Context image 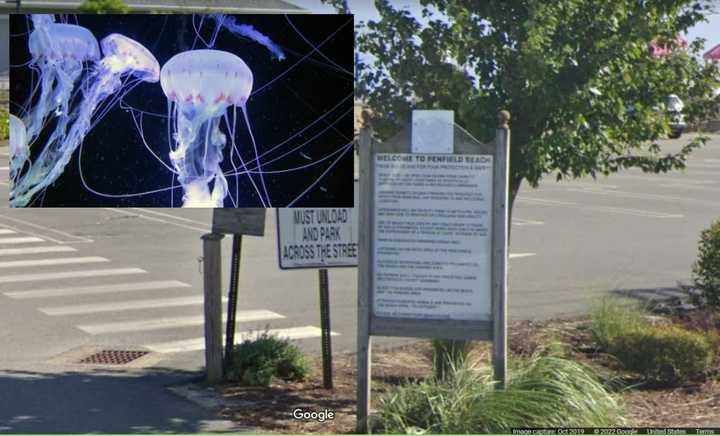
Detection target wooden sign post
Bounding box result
[356,112,510,432]
[202,208,266,384]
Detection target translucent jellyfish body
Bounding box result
[9,114,28,183]
[11,34,160,207]
[160,49,269,207]
[23,22,100,146]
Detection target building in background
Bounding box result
[0,0,306,13]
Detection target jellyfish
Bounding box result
[160,49,270,207]
[9,114,28,183]
[10,34,160,207]
[22,22,100,147]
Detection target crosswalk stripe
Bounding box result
[40,296,225,316]
[0,229,16,235]
[0,268,146,284]
[0,237,45,245]
[0,246,77,256]
[77,310,285,334]
[509,253,536,259]
[3,280,190,300]
[0,256,108,269]
[145,326,339,353]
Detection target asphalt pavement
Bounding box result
[0,134,719,432]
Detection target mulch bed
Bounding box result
[216,312,720,433]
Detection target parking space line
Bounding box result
[519,197,683,218]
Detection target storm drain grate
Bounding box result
[77,350,149,365]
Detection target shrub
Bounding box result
[224,331,310,386]
[610,325,717,383]
[0,110,8,141]
[79,0,130,13]
[693,219,720,309]
[431,339,472,381]
[375,345,623,433]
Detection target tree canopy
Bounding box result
[330,0,720,204]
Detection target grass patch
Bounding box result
[374,344,624,433]
[224,331,310,387]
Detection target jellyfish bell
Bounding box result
[9,114,29,181]
[160,49,269,207]
[99,33,160,83]
[23,23,100,147]
[161,49,252,113]
[29,23,100,65]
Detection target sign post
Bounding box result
[276,192,358,389]
[202,208,266,384]
[356,111,510,432]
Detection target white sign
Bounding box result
[276,183,359,269]
[372,153,493,320]
[411,110,454,154]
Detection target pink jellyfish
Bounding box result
[160,49,269,207]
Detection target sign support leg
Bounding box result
[202,232,224,384]
[224,234,243,370]
[318,268,333,389]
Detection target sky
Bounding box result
[290,0,720,56]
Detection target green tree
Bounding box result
[331,0,720,216]
[79,0,129,13]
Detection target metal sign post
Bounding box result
[356,112,510,432]
[275,188,358,389]
[223,234,243,370]
[318,268,333,389]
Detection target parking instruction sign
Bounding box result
[276,184,359,269]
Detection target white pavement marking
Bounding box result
[145,326,339,353]
[509,253,536,259]
[0,237,45,244]
[565,187,720,206]
[4,280,190,300]
[105,208,208,233]
[512,218,544,226]
[40,296,226,316]
[0,268,145,284]
[0,215,94,243]
[77,310,286,334]
[519,197,683,218]
[0,246,77,257]
[0,167,8,171]
[0,229,16,234]
[131,208,209,226]
[0,256,108,269]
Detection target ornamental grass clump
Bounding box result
[375,344,623,433]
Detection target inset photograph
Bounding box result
[9,14,353,207]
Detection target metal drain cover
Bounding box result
[77,350,150,365]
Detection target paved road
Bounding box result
[0,134,718,431]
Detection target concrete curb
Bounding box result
[167,382,261,433]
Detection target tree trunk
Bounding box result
[507,176,523,246]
